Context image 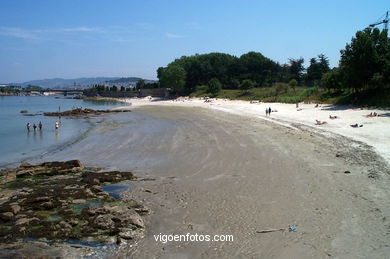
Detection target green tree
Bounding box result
[288,79,297,93]
[306,54,331,86]
[288,58,305,81]
[240,79,254,90]
[322,68,343,92]
[136,79,145,90]
[25,85,43,91]
[159,65,187,93]
[208,78,222,96]
[339,27,390,91]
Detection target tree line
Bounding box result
[86,80,159,92]
[158,27,389,96]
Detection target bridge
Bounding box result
[24,89,84,96]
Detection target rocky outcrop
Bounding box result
[0,160,148,247]
[43,108,131,117]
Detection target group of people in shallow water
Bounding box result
[26,121,60,132]
[26,121,43,132]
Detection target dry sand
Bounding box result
[107,105,389,258]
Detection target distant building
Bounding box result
[0,84,21,89]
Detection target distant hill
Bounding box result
[12,77,120,89]
[105,77,142,83]
[10,77,156,89]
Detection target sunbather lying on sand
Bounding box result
[315,120,328,125]
[365,112,378,117]
[329,115,338,119]
[350,123,363,128]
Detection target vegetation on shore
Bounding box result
[158,27,390,106]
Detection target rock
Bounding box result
[41,201,55,209]
[9,204,21,214]
[20,162,32,168]
[0,212,14,221]
[72,199,86,204]
[91,185,103,192]
[89,206,144,230]
[59,221,72,229]
[344,171,351,174]
[32,197,50,203]
[134,207,150,215]
[92,215,115,230]
[15,217,39,226]
[83,189,95,198]
[40,160,82,169]
[118,228,136,239]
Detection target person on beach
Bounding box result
[26,122,31,132]
[55,121,59,130]
[39,121,43,130]
[268,107,272,116]
[265,108,269,116]
[33,123,37,131]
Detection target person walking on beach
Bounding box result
[26,122,31,132]
[33,123,37,131]
[265,108,269,116]
[55,121,59,130]
[39,121,43,131]
[268,107,272,116]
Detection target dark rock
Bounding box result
[41,201,55,209]
[15,217,39,226]
[44,108,131,117]
[344,171,351,174]
[0,212,14,221]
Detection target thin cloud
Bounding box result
[165,32,186,38]
[0,27,39,40]
[60,27,100,32]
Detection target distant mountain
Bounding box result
[10,77,155,90]
[10,77,120,89]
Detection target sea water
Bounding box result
[0,95,124,167]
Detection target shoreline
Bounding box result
[116,97,390,165]
[2,103,389,257]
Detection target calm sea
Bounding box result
[0,95,124,167]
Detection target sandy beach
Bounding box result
[36,102,390,258]
[118,97,390,164]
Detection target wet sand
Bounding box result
[39,106,390,258]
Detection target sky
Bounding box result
[0,0,389,83]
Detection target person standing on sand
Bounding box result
[39,121,43,131]
[268,107,272,116]
[26,122,31,132]
[265,108,269,116]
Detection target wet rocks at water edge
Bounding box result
[43,108,131,117]
[0,160,148,256]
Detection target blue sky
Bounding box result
[0,0,388,83]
